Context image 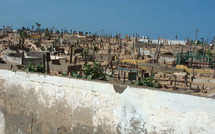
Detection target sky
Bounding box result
[0,0,215,41]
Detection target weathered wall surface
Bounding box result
[0,109,5,134]
[0,69,215,134]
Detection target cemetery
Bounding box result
[0,0,214,133]
[1,25,215,98]
[0,25,215,133]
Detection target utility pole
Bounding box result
[202,38,205,70]
[195,29,200,46]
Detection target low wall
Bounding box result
[0,69,215,133]
[3,54,22,64]
[23,58,43,65]
[0,109,5,134]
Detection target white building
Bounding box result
[139,37,187,45]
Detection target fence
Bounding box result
[176,51,215,68]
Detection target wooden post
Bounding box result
[21,51,24,65]
[110,61,114,74]
[185,75,187,87]
[203,51,205,70]
[46,53,50,74]
[119,35,122,53]
[147,39,149,49]
[43,54,46,73]
[108,46,111,55]
[136,71,138,81]
[121,61,123,74]
[70,45,73,63]
[99,42,101,49]
[118,66,120,80]
[151,66,154,76]
[174,75,177,90]
[93,47,95,62]
[190,81,192,89]
[149,40,151,50]
[170,80,172,86]
[214,65,215,78]
[156,43,162,62]
[116,60,119,70]
[199,57,201,69]
[135,59,137,69]
[117,59,120,80]
[141,69,144,81]
[154,40,159,63]
[124,72,126,83]
[74,56,77,65]
[192,66,195,81]
[85,48,89,65]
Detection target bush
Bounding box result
[24,63,44,73]
[134,76,161,88]
[61,72,67,76]
[83,62,106,80]
[71,70,81,78]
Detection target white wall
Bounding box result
[0,110,5,134]
[0,69,215,133]
[139,38,187,45]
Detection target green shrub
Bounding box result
[134,76,161,88]
[24,63,44,73]
[83,62,106,80]
[71,71,81,78]
[61,72,67,76]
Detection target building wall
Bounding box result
[23,58,43,65]
[0,69,215,133]
[49,63,68,73]
[139,39,187,45]
[27,52,47,58]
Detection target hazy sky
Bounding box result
[0,0,214,41]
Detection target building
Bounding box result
[139,37,187,45]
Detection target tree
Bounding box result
[32,26,34,32]
[36,22,42,41]
[18,27,27,49]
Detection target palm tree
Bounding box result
[36,22,41,31]
[18,27,27,49]
[36,22,42,41]
[32,26,34,32]
[3,25,5,35]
